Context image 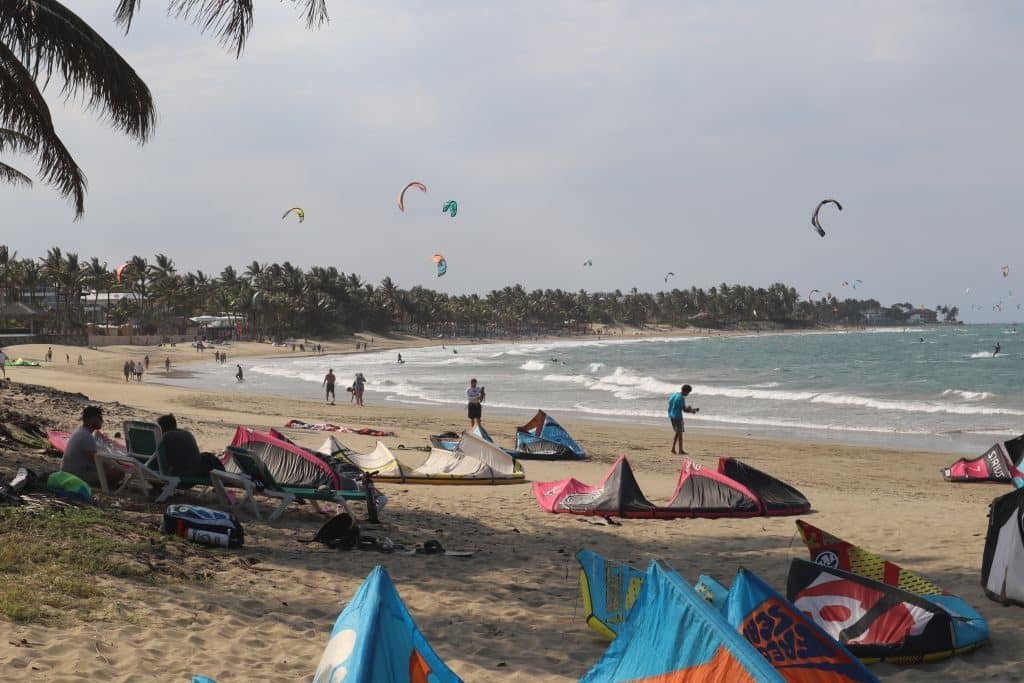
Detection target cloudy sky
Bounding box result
[5,2,1024,320]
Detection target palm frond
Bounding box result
[0,1,155,141]
[115,0,328,57]
[0,160,33,187]
[0,41,87,217]
[0,127,38,154]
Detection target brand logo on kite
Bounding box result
[814,551,839,568]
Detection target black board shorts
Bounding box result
[670,417,684,433]
[468,402,482,419]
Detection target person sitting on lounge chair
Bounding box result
[61,406,125,487]
[156,414,224,478]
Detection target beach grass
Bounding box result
[0,504,205,623]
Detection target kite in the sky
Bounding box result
[442,200,458,218]
[811,199,842,237]
[115,262,131,284]
[398,182,427,211]
[1002,265,1010,278]
[282,207,304,223]
[664,272,675,283]
[807,289,820,303]
[432,254,447,277]
[583,259,593,267]
[252,291,263,306]
[852,279,863,289]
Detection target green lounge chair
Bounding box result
[225,446,376,522]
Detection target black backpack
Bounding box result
[310,512,360,550]
[161,504,244,548]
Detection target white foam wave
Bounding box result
[520,360,545,371]
[748,382,781,388]
[439,356,488,365]
[807,393,1024,417]
[570,404,932,436]
[941,389,994,401]
[587,362,605,373]
[969,351,1004,359]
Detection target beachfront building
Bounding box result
[907,309,939,324]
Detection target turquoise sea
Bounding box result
[151,325,1022,455]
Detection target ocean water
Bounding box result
[151,325,1023,455]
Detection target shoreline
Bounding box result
[0,323,984,458]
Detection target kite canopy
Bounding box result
[1003,265,1010,278]
[333,432,524,485]
[796,520,946,596]
[397,181,427,211]
[432,253,447,278]
[576,550,879,681]
[794,521,989,663]
[664,271,675,283]
[941,435,1024,483]
[535,456,809,518]
[225,426,344,490]
[313,566,462,683]
[581,562,783,682]
[115,262,131,284]
[535,456,655,516]
[982,486,1024,606]
[442,200,458,217]
[787,559,988,664]
[282,207,304,222]
[582,259,593,267]
[811,198,842,237]
[513,410,586,460]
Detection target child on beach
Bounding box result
[668,384,699,455]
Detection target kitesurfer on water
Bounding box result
[994,342,1001,358]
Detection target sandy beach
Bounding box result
[1,339,1021,682]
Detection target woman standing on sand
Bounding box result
[353,372,366,406]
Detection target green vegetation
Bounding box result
[0,505,203,623]
[0,248,960,338]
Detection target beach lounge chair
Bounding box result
[92,431,181,504]
[224,446,373,522]
[123,420,163,466]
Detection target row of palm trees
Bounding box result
[1,247,946,338]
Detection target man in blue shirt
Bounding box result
[668,384,698,455]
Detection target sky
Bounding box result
[4,2,1024,321]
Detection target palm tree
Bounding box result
[1,1,327,217]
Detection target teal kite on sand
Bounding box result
[442,200,458,218]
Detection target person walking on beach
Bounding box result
[123,360,131,382]
[466,378,484,429]
[165,357,171,373]
[668,384,699,455]
[0,348,7,379]
[46,347,52,362]
[144,355,150,370]
[236,364,244,382]
[324,368,337,405]
[135,360,144,382]
[353,372,366,406]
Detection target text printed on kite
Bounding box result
[811,198,842,237]
[282,207,305,223]
[397,182,427,212]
